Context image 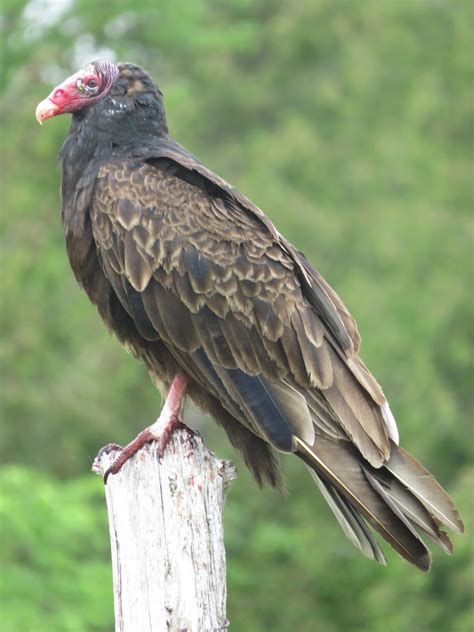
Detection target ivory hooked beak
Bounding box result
[35,98,60,125]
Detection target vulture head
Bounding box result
[36,60,119,122]
[36,60,168,133]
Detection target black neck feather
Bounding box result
[59,86,169,222]
[59,82,169,234]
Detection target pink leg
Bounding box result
[103,373,190,483]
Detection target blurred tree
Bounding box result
[1,1,472,630]
[0,466,112,632]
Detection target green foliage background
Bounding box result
[1,1,472,630]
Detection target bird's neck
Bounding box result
[59,103,168,231]
[61,107,166,179]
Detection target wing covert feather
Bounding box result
[91,158,391,460]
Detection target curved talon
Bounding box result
[103,452,128,484]
[103,466,114,485]
[99,443,125,484]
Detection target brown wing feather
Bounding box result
[142,148,392,427]
[146,148,359,355]
[91,159,391,462]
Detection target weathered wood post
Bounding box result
[92,429,236,632]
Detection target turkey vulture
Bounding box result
[36,60,463,570]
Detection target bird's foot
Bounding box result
[103,416,196,483]
[103,373,190,483]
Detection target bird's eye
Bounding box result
[87,79,97,88]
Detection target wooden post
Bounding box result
[92,429,236,632]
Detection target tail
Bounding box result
[296,436,464,571]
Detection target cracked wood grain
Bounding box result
[93,430,236,632]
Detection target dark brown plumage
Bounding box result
[36,60,464,570]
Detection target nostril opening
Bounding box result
[54,88,65,98]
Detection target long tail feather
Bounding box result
[384,443,464,534]
[306,466,386,564]
[368,468,454,554]
[296,436,432,570]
